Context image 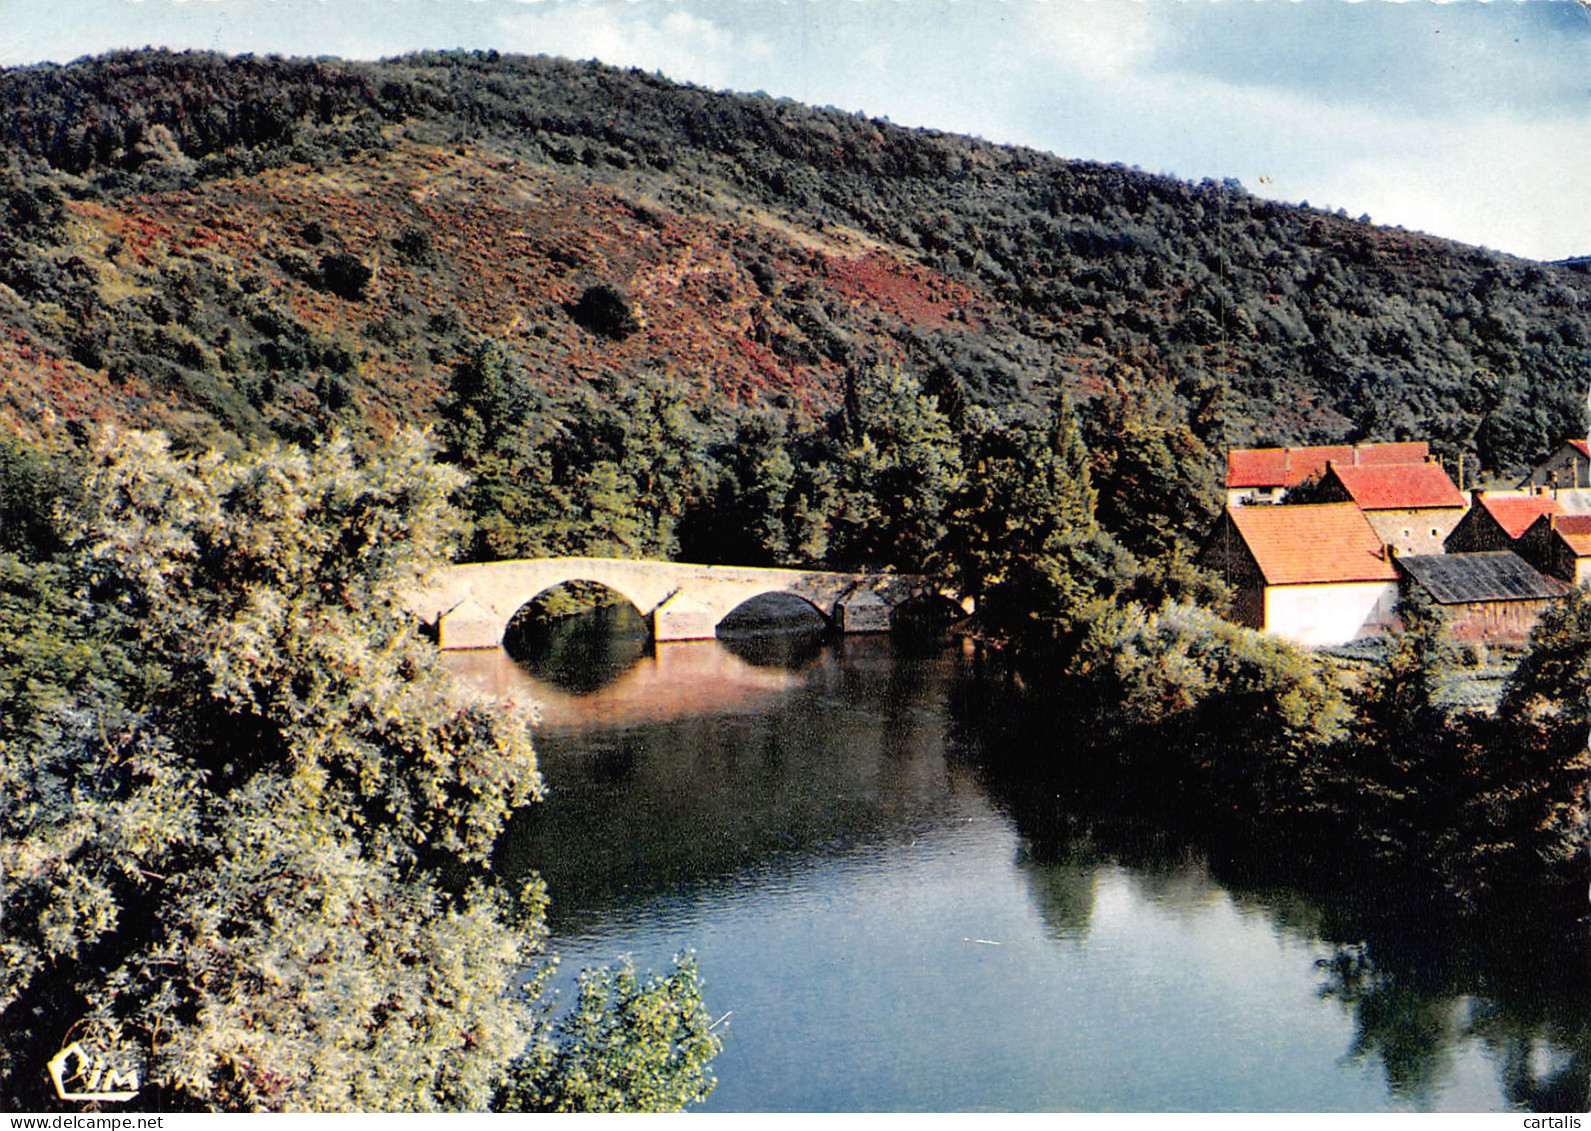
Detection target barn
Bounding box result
[1395,552,1569,642]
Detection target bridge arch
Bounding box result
[717,590,833,634]
[502,579,650,652]
[506,577,652,626]
[402,556,950,648]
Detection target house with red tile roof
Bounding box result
[1224,441,1428,506]
[1200,503,1399,646]
[1517,512,1591,587]
[1316,459,1468,555]
[1520,439,1591,491]
[1445,490,1561,554]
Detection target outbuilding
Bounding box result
[1444,489,1560,554]
[1395,551,1569,642]
[1520,439,1590,491]
[1517,513,1591,587]
[1224,441,1428,507]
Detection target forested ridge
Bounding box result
[1,48,1588,477]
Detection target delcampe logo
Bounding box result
[47,1041,140,1103]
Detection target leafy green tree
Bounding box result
[1081,363,1221,564]
[827,365,963,570]
[439,340,531,464]
[503,954,721,1113]
[1065,602,1352,819]
[940,397,1128,639]
[1324,590,1464,874]
[0,432,77,558]
[0,429,720,1111]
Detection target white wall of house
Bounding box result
[1226,486,1284,507]
[1264,581,1399,647]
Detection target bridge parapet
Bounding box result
[400,556,950,648]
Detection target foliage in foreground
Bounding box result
[0,430,720,1111]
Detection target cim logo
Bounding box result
[47,1041,140,1103]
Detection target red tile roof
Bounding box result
[1225,442,1429,489]
[1477,493,1561,539]
[1571,440,1590,460]
[1226,504,1399,586]
[1550,514,1591,556]
[1327,461,1466,510]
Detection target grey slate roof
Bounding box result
[1396,551,1570,604]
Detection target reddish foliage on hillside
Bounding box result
[4,139,1019,443]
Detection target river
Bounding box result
[446,612,1588,1113]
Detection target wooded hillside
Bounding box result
[1,48,1586,484]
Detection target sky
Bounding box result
[2,0,1589,262]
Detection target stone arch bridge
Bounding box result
[401,556,956,649]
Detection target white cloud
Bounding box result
[494,3,770,87]
[1015,0,1156,79]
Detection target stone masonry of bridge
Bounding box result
[401,556,948,648]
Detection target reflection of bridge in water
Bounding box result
[403,556,956,648]
[445,638,814,730]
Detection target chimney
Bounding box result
[1354,446,1361,467]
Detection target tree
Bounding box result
[940,397,1129,640]
[1456,586,1591,910]
[0,429,720,1111]
[827,365,963,570]
[1324,589,1464,875]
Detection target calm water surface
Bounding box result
[448,616,1588,1113]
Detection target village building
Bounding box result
[1395,552,1569,643]
[1315,459,1468,555]
[1517,512,1591,587]
[1200,503,1400,647]
[1444,489,1560,554]
[1537,486,1591,516]
[1519,439,1591,491]
[1224,441,1428,506]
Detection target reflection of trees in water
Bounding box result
[1316,945,1464,1106]
[948,664,1591,1115]
[1469,998,1591,1112]
[1316,944,1590,1112]
[499,639,967,933]
[1015,817,1098,942]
